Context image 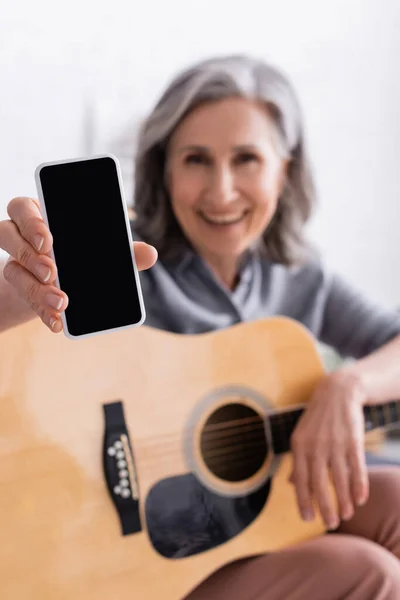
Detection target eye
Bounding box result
[234,152,259,165]
[184,153,209,165]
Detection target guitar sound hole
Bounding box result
[200,403,268,482]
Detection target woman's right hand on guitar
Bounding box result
[0,196,158,333]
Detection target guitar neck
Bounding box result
[270,400,400,455]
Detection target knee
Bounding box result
[359,540,400,599]
[322,535,400,599]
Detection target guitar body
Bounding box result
[0,316,329,599]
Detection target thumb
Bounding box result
[133,241,158,271]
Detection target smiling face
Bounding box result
[166,96,288,274]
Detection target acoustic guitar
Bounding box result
[0,316,397,599]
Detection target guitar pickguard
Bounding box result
[145,474,271,559]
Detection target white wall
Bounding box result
[2,0,400,308]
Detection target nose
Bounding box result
[206,164,238,207]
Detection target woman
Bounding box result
[1,54,400,598]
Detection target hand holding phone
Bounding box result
[0,155,157,337]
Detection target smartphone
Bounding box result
[34,154,146,340]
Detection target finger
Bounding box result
[348,437,369,506]
[133,241,158,271]
[292,449,314,521]
[330,453,354,521]
[312,456,339,530]
[3,259,68,332]
[288,469,294,484]
[0,220,57,283]
[7,197,53,254]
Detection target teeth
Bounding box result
[201,212,245,225]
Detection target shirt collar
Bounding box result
[168,246,197,273]
[169,245,256,282]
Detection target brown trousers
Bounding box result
[186,467,400,600]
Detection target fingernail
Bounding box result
[36,264,51,282]
[327,518,339,530]
[342,507,354,521]
[46,293,63,310]
[50,317,61,332]
[34,234,44,252]
[357,488,368,506]
[302,510,314,522]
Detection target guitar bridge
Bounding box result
[102,400,142,535]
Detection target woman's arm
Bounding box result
[291,266,400,529]
[318,267,400,404]
[340,334,400,405]
[320,270,400,361]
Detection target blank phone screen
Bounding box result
[38,156,144,337]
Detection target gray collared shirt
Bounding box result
[137,235,400,359]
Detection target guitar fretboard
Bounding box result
[270,400,400,455]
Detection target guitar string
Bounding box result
[134,419,381,463]
[135,423,273,460]
[200,452,267,473]
[102,403,395,470]
[132,400,394,446]
[200,438,267,460]
[133,407,387,453]
[135,435,380,471]
[136,417,297,448]
[129,410,388,467]
[133,419,280,466]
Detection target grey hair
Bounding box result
[133,54,317,265]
